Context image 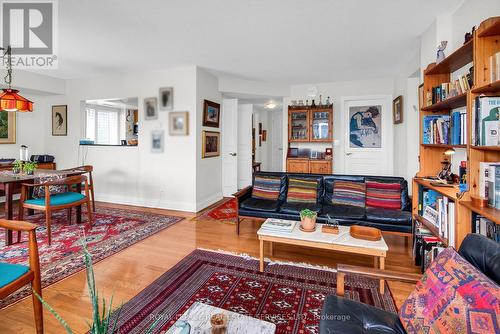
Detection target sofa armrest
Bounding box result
[336,264,421,296]
[233,186,252,199]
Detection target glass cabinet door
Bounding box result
[290,111,309,141]
[311,110,331,141]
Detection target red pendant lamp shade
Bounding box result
[0,88,33,112]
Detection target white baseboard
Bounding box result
[196,192,223,212]
[95,194,197,212]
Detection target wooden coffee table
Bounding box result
[257,219,389,292]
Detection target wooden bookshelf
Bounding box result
[414,16,500,248]
[421,93,467,111]
[414,214,449,246]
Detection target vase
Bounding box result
[300,215,317,231]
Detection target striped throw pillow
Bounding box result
[252,176,281,200]
[332,180,366,207]
[366,181,401,210]
[287,177,318,204]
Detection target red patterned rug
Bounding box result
[195,198,237,223]
[0,206,183,308]
[110,249,397,334]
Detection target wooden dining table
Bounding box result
[0,169,85,246]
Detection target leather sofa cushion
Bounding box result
[320,295,406,334]
[365,208,412,225]
[280,202,322,215]
[322,204,365,220]
[458,233,500,284]
[240,198,279,212]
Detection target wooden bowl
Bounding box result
[349,225,382,241]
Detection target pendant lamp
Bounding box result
[0,46,33,112]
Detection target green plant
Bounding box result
[35,240,159,333]
[12,160,23,172]
[300,209,317,219]
[22,161,37,174]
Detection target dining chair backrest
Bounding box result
[64,165,93,173]
[47,174,88,187]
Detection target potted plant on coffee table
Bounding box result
[299,209,317,232]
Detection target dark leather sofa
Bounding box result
[234,172,412,235]
[319,233,500,334]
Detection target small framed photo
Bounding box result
[151,130,164,153]
[202,100,220,128]
[202,131,220,158]
[310,151,318,159]
[144,97,158,120]
[159,87,174,111]
[169,111,188,135]
[52,105,67,136]
[262,130,267,141]
[393,95,403,124]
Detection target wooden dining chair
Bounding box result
[62,165,96,212]
[0,219,43,333]
[19,175,93,245]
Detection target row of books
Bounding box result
[474,215,499,243]
[422,115,450,144]
[419,188,456,247]
[472,96,500,146]
[425,72,473,106]
[479,162,500,209]
[451,107,467,145]
[413,225,446,272]
[490,51,500,82]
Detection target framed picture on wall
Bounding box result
[393,95,403,124]
[202,100,220,128]
[202,131,220,158]
[159,87,174,111]
[52,105,67,136]
[0,110,16,143]
[151,130,164,153]
[348,105,382,148]
[144,97,158,120]
[169,111,189,135]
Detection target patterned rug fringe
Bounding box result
[196,247,337,272]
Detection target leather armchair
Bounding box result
[319,234,500,334]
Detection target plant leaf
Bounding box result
[34,291,75,334]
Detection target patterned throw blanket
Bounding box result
[32,172,67,198]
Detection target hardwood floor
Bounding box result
[0,201,419,333]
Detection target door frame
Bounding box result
[340,95,393,175]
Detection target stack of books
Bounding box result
[479,162,500,209]
[451,107,467,145]
[423,115,451,144]
[419,189,456,247]
[260,219,297,233]
[474,215,499,243]
[490,51,500,82]
[472,96,500,146]
[426,71,473,106]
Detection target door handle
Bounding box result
[229,153,237,156]
[345,153,352,156]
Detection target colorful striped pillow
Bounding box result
[286,177,318,204]
[332,180,366,207]
[366,181,401,210]
[252,175,281,200]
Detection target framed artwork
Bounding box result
[169,111,188,135]
[144,97,158,120]
[0,110,16,143]
[262,130,267,141]
[52,105,67,136]
[202,131,220,158]
[202,100,220,128]
[159,87,174,111]
[259,122,262,135]
[418,83,424,110]
[393,95,403,124]
[151,130,164,153]
[349,105,382,148]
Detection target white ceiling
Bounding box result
[34,0,463,83]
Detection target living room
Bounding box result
[1,1,499,333]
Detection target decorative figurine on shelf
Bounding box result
[464,26,475,44]
[326,96,331,105]
[305,99,309,107]
[318,95,323,107]
[436,41,448,64]
[311,99,316,108]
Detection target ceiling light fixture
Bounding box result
[0,46,33,112]
[266,102,276,109]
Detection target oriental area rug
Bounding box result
[109,249,397,334]
[0,206,183,308]
[195,198,237,224]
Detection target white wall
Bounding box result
[289,78,395,174]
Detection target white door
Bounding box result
[222,99,238,197]
[342,96,393,176]
[238,104,253,188]
[271,110,283,171]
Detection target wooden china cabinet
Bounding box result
[287,105,333,174]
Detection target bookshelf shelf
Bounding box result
[470,145,500,151]
[414,214,449,246]
[424,40,473,75]
[421,93,467,111]
[414,178,459,200]
[471,79,500,94]
[461,201,500,225]
[421,144,467,149]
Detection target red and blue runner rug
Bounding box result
[110,249,397,334]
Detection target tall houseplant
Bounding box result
[35,241,159,333]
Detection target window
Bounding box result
[85,105,122,145]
